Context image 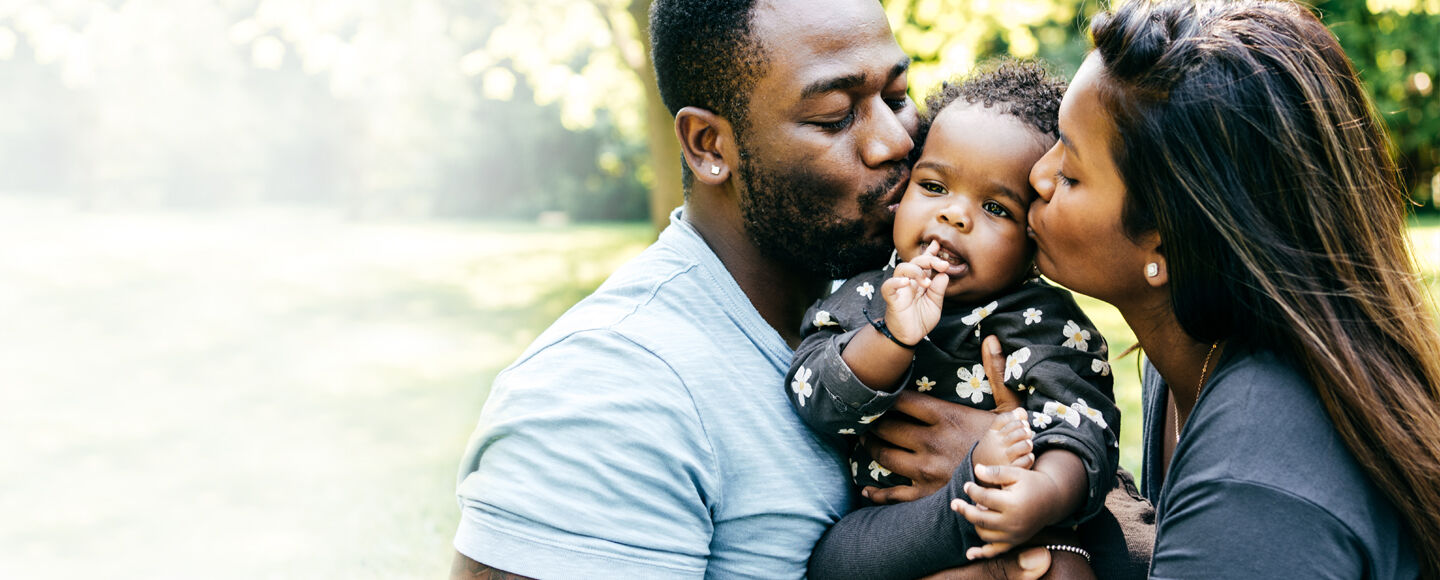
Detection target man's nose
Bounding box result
[859,99,914,168]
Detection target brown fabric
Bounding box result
[1079,468,1155,579]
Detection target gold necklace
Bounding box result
[1174,341,1220,442]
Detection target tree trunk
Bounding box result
[626,0,683,233]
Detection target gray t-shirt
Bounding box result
[454,209,853,578]
[1141,346,1418,578]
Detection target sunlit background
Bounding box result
[1,1,1436,578]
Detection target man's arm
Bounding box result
[450,552,536,580]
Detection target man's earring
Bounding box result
[1145,263,1159,278]
[710,165,721,176]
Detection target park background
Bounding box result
[1,0,1435,578]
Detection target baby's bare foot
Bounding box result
[972,408,1034,470]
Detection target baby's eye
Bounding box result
[983,200,1011,218]
[920,182,946,195]
[1054,169,1076,187]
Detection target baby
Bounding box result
[787,61,1119,577]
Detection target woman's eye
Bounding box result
[983,200,1011,218]
[920,182,946,195]
[884,96,908,111]
[1054,169,1076,187]
[814,111,855,131]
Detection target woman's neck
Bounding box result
[1120,305,1215,415]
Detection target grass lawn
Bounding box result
[5,194,1435,578]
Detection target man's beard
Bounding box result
[735,143,902,280]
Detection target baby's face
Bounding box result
[892,104,1051,302]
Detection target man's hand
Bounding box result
[918,546,1051,580]
[880,241,950,345]
[861,335,1024,503]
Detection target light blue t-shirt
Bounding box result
[455,209,853,579]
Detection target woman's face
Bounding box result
[1027,54,1155,307]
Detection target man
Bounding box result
[450,0,1107,577]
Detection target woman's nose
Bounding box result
[1030,142,1060,202]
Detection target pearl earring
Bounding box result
[1145,263,1159,278]
[710,165,721,176]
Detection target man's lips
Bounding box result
[884,168,910,212]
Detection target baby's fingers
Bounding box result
[950,497,1004,531]
[891,262,927,281]
[964,542,1014,561]
[909,253,950,273]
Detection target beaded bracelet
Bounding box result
[1043,544,1092,563]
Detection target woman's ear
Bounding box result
[674,106,733,185]
[1141,231,1168,288]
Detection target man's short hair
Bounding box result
[650,0,768,133]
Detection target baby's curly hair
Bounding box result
[915,59,1068,158]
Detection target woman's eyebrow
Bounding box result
[1057,130,1081,163]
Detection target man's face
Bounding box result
[732,0,919,280]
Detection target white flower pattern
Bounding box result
[955,364,991,404]
[791,366,814,407]
[1031,411,1052,429]
[961,301,999,326]
[1005,347,1032,382]
[857,282,875,300]
[813,310,839,328]
[838,428,855,435]
[868,460,892,481]
[1073,398,1109,428]
[1043,400,1082,428]
[1091,358,1111,376]
[859,412,884,424]
[915,376,936,392]
[1023,307,1043,325]
[1062,320,1091,351]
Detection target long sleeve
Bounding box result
[808,451,983,580]
[786,271,908,437]
[961,282,1119,524]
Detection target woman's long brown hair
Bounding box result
[1091,0,1440,575]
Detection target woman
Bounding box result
[1013,0,1440,576]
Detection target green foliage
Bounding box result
[1316,0,1440,206]
[884,0,1440,207]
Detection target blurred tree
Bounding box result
[0,1,1432,223]
[1317,0,1440,206]
[886,0,1439,209]
[471,0,679,230]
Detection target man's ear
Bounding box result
[1140,231,1168,288]
[674,106,734,185]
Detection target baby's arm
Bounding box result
[952,448,1089,560]
[841,242,950,390]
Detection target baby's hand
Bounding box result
[950,465,1066,561]
[880,241,950,345]
[972,408,1034,470]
